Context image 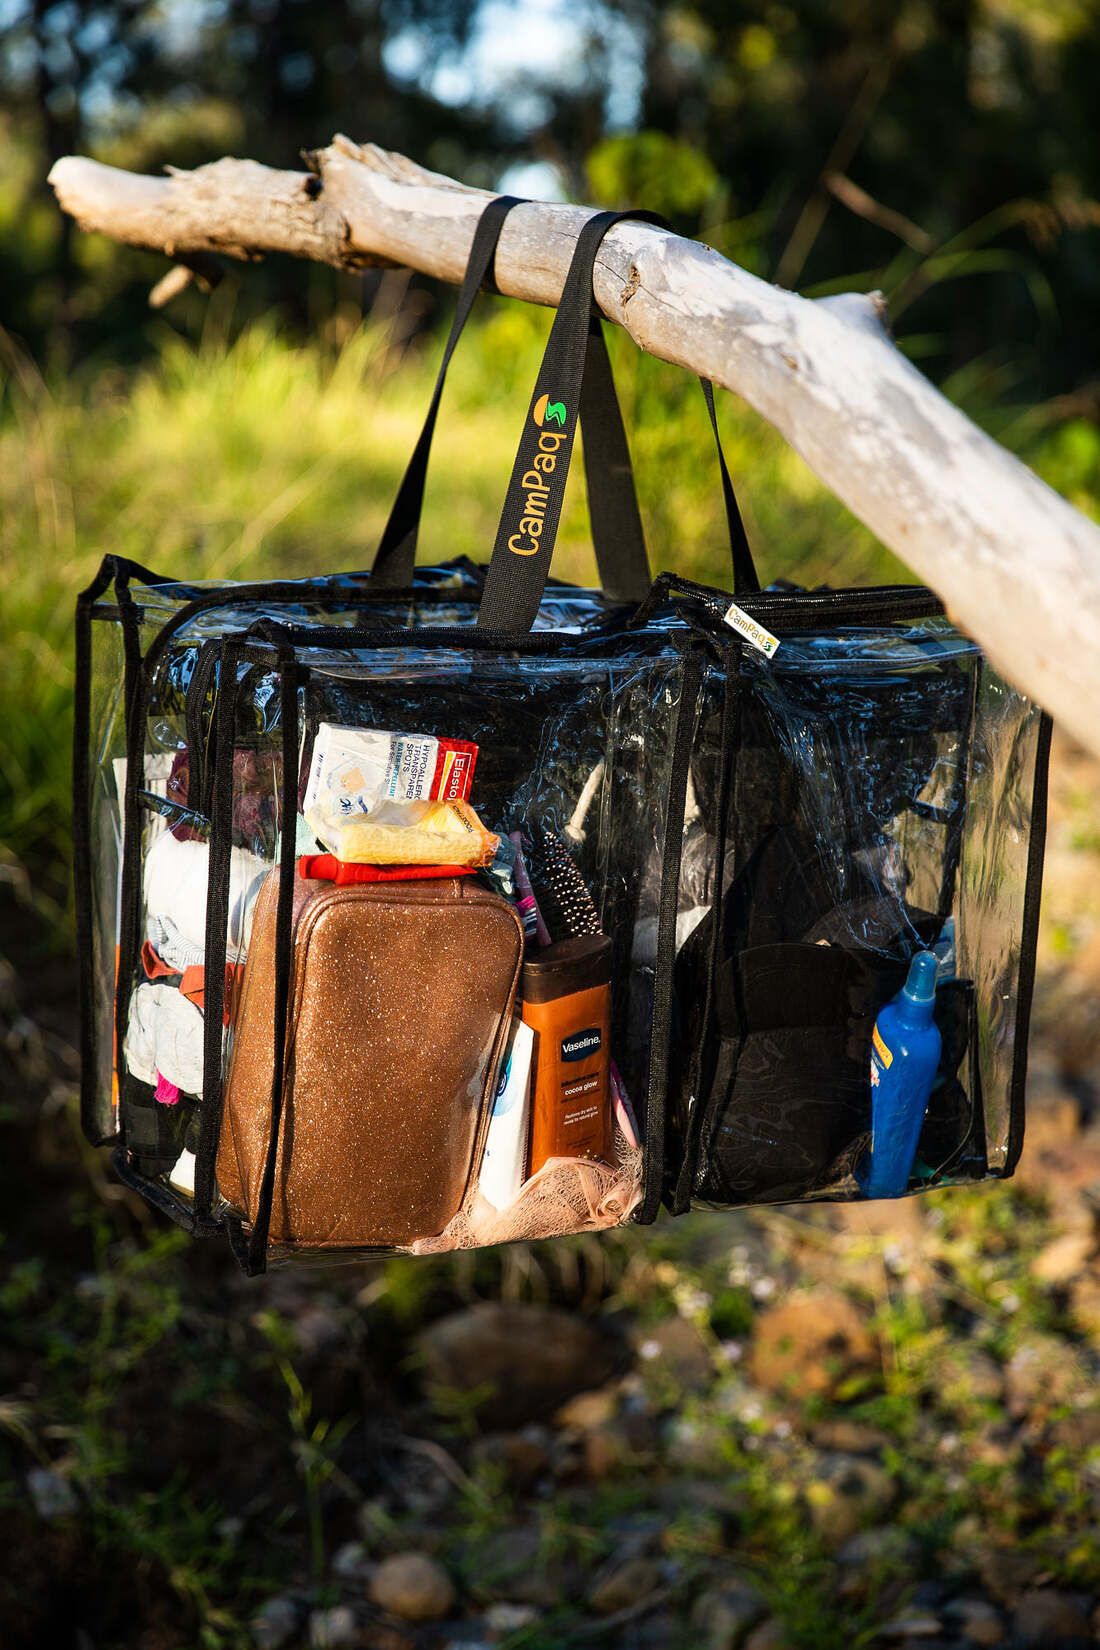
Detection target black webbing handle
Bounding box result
[700,378,758,598]
[371,196,523,588]
[370,196,652,605]
[578,315,649,603]
[477,210,759,634]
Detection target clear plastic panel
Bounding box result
[125,557,622,650]
[956,670,1042,1170]
[204,636,689,1254]
[91,575,1046,1247]
[86,615,129,1138]
[672,618,1036,1209]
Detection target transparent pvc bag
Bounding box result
[663,609,1049,1213]
[74,200,748,1255]
[74,198,1050,1277]
[115,626,690,1265]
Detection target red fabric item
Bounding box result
[141,939,175,981]
[179,965,207,1012]
[141,939,242,1024]
[297,854,475,885]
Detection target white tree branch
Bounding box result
[49,135,1100,756]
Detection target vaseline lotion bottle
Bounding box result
[522,936,612,1175]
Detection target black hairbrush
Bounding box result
[524,826,603,941]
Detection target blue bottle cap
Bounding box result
[902,949,939,1007]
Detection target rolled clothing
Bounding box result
[145,916,205,974]
[123,981,206,1096]
[143,831,269,960]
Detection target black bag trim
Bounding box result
[74,560,121,1143]
[631,570,946,633]
[185,638,222,815]
[1003,707,1053,1177]
[635,645,704,1225]
[244,650,301,1274]
[114,575,152,1165]
[193,636,246,1223]
[109,1145,223,1236]
[671,642,741,1215]
[935,651,980,924]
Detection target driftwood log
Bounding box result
[50,135,1100,756]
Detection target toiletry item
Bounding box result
[525,827,602,941]
[306,797,499,868]
[220,870,523,1247]
[610,1060,641,1150]
[932,917,956,983]
[480,834,518,904]
[479,1019,534,1210]
[510,832,551,947]
[861,950,943,1199]
[303,723,477,819]
[522,935,612,1175]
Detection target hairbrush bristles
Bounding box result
[525,826,602,942]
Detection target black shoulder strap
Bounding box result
[370,196,653,605]
[371,196,522,588]
[700,378,759,597]
[477,210,759,634]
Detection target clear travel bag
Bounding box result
[73,198,1050,1273]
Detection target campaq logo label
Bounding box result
[506,393,569,557]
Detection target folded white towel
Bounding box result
[143,832,269,959]
[123,982,206,1095]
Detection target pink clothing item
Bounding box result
[155,1071,181,1107]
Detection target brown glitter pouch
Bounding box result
[217,870,524,1249]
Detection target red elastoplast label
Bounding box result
[432,739,478,802]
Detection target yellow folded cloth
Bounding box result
[305,797,499,867]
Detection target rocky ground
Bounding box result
[2,730,1099,1650]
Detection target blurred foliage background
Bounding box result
[5,0,1100,392]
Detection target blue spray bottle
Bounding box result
[861,950,942,1199]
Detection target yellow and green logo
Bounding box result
[533,393,567,428]
[507,395,569,557]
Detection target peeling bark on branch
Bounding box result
[49,135,1100,756]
